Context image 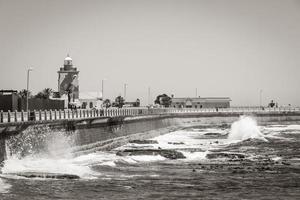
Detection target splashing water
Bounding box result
[1,125,167,179]
[228,116,267,141]
[5,125,75,159]
[2,125,99,179]
[0,178,11,193]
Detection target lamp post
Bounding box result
[148,87,151,106]
[26,67,33,111]
[102,79,104,101]
[259,89,263,108]
[101,78,107,108]
[124,83,127,100]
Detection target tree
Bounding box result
[114,96,125,108]
[35,88,53,99]
[154,94,172,107]
[103,99,111,108]
[268,100,275,108]
[133,98,140,107]
[18,89,32,99]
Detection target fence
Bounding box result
[0,107,299,124]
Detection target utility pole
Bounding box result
[26,67,33,111]
[148,87,151,106]
[101,78,107,108]
[102,79,104,101]
[124,83,127,100]
[260,89,263,107]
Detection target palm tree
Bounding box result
[103,99,111,108]
[35,88,53,99]
[42,88,53,99]
[115,96,125,108]
[18,89,32,99]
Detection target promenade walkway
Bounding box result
[0,107,299,124]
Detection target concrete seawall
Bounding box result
[1,111,300,163]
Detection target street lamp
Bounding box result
[259,89,263,108]
[26,67,33,111]
[101,78,107,108]
[148,87,151,106]
[124,83,127,100]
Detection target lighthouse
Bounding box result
[57,55,79,103]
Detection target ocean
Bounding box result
[0,116,299,199]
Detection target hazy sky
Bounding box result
[0,0,299,106]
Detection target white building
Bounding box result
[171,97,231,108]
[79,92,102,109]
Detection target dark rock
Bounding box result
[281,161,291,165]
[116,149,186,159]
[9,172,80,179]
[168,142,185,145]
[129,140,158,144]
[204,133,221,136]
[206,152,245,160]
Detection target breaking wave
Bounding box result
[2,125,99,179]
[228,116,267,142]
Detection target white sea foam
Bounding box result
[72,152,118,166]
[272,156,282,161]
[1,156,98,179]
[152,130,224,150]
[1,150,170,180]
[228,116,267,142]
[264,125,300,131]
[181,151,209,161]
[0,178,11,193]
[74,152,166,165]
[261,125,300,139]
[127,155,166,162]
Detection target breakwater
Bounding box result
[1,107,300,163]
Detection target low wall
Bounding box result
[1,112,300,163]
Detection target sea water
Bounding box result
[0,116,300,199]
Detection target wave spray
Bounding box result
[228,116,267,141]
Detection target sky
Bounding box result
[0,0,299,106]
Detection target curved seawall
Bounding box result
[1,112,300,162]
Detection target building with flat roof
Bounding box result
[0,90,19,111]
[171,97,231,108]
[79,91,102,109]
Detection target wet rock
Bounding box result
[168,142,185,145]
[204,133,221,136]
[10,172,80,179]
[206,152,245,160]
[116,149,186,159]
[281,161,291,165]
[129,140,158,144]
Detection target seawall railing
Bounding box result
[0,107,299,124]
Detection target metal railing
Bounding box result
[0,107,299,124]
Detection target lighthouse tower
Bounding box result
[57,55,79,102]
